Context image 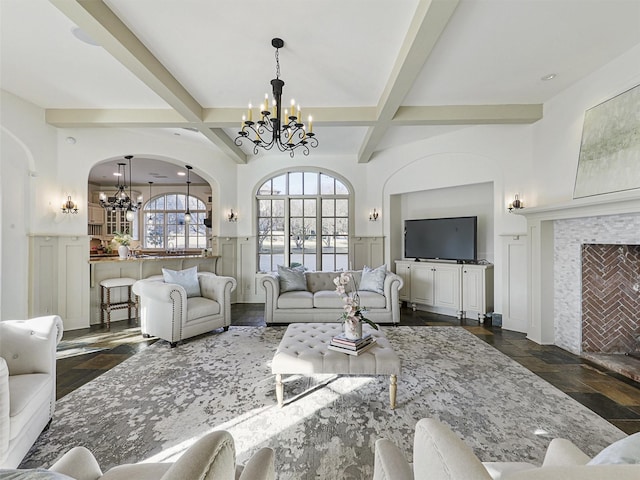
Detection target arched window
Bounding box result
[257,171,351,272]
[143,193,207,249]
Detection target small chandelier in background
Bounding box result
[99,155,142,220]
[227,209,238,222]
[184,165,193,224]
[235,38,318,157]
[508,194,524,212]
[61,196,78,214]
[369,209,379,222]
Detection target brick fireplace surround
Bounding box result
[581,244,640,355]
[552,212,640,381]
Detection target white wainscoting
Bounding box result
[30,235,90,331]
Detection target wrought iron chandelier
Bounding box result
[235,38,318,157]
[98,155,141,221]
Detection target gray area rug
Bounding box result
[22,326,624,479]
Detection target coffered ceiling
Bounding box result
[2,0,640,168]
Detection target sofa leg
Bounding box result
[223,326,229,331]
[170,342,177,348]
[44,418,52,431]
[142,333,151,338]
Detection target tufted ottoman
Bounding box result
[271,323,401,409]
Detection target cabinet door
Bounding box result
[463,267,484,313]
[410,265,434,305]
[395,262,411,301]
[433,265,461,309]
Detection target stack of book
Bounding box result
[328,333,377,356]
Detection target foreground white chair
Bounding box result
[374,418,640,480]
[0,315,64,468]
[49,430,274,480]
[133,272,237,347]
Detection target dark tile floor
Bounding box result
[57,304,640,435]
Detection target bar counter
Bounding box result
[89,254,219,325]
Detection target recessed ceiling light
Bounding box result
[177,172,186,176]
[71,26,100,46]
[541,73,557,81]
[65,136,76,144]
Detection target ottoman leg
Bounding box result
[390,374,397,410]
[275,374,284,407]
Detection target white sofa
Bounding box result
[133,272,237,347]
[0,315,64,468]
[261,269,403,325]
[373,418,640,480]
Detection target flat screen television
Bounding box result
[404,216,477,262]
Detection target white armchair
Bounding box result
[0,315,63,468]
[48,430,275,480]
[133,272,237,347]
[374,418,640,480]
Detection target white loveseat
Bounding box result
[373,418,640,480]
[261,268,403,325]
[0,315,64,468]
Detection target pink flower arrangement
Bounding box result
[333,272,378,330]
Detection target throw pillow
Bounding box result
[587,432,640,465]
[162,266,201,298]
[359,265,386,294]
[278,265,307,293]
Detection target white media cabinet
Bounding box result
[394,260,494,321]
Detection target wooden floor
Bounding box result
[57,304,640,435]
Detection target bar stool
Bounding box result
[100,277,138,328]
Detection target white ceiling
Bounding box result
[2,0,640,177]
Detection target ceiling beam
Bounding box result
[358,0,460,163]
[393,104,543,125]
[50,0,247,164]
[45,108,190,127]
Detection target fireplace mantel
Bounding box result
[517,192,640,348]
[517,191,640,222]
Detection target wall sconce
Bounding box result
[61,196,78,214]
[369,209,379,221]
[508,194,524,212]
[227,209,238,222]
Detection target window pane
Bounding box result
[273,254,285,268]
[289,172,303,195]
[322,218,335,236]
[304,199,316,216]
[303,172,318,195]
[336,218,348,235]
[322,199,334,216]
[272,236,285,254]
[336,199,348,216]
[322,235,335,252]
[258,180,272,195]
[320,174,334,194]
[335,255,349,271]
[272,199,285,217]
[336,235,349,254]
[166,194,178,209]
[272,175,286,195]
[322,254,335,271]
[290,199,303,216]
[259,255,271,272]
[335,180,348,195]
[258,199,271,216]
[303,255,316,271]
[291,254,303,266]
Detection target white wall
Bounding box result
[1,91,57,320]
[531,43,640,205]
